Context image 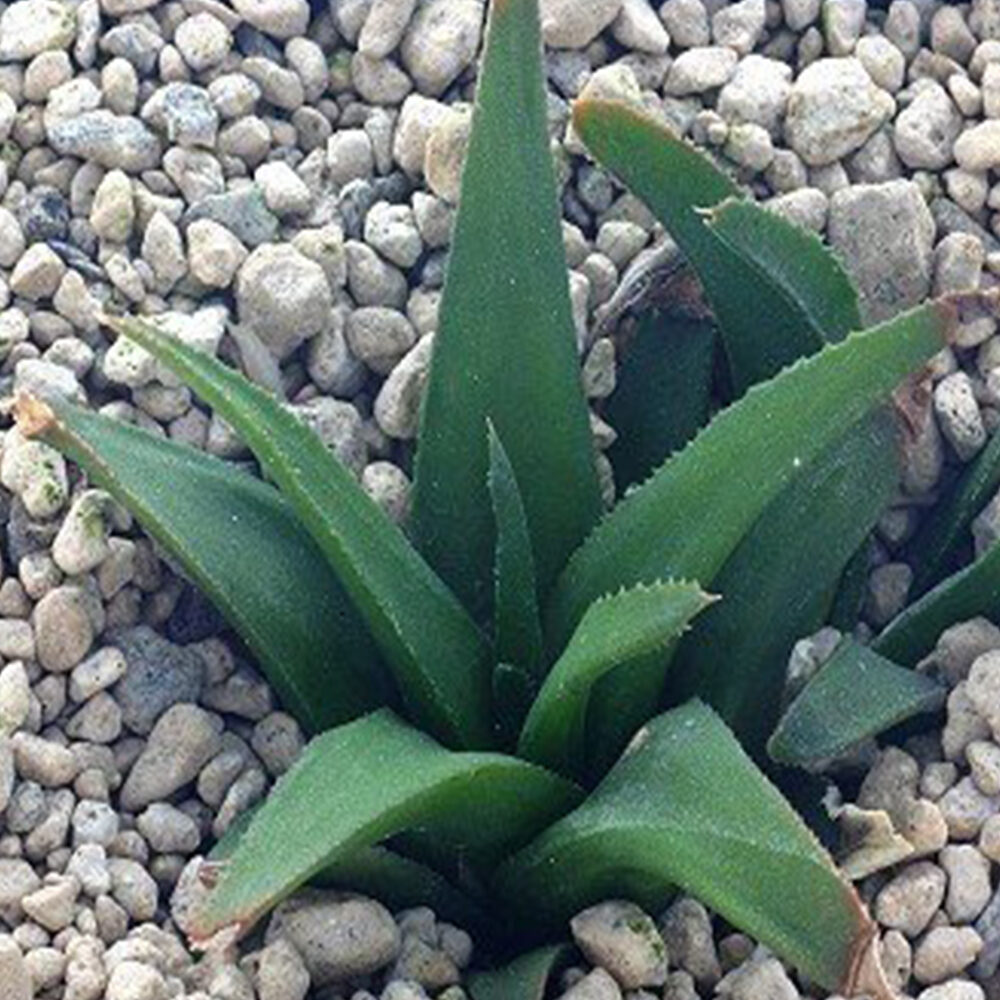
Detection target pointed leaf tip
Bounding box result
[194,711,580,940]
[768,639,945,771]
[845,922,894,1000]
[571,97,832,391]
[13,392,56,438]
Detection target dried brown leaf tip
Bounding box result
[892,372,932,434]
[12,392,56,439]
[196,860,227,889]
[845,919,896,1000]
[188,920,243,956]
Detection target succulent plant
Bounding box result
[17,0,1000,996]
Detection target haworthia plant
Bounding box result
[23,2,973,997]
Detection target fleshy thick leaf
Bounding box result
[573,100,826,390]
[875,539,1000,665]
[492,662,537,749]
[468,944,575,1000]
[209,807,491,933]
[706,198,861,342]
[104,316,493,750]
[908,426,1000,595]
[547,301,952,651]
[768,639,946,770]
[606,312,715,490]
[667,409,900,757]
[411,0,601,619]
[497,701,890,998]
[518,581,713,778]
[195,710,580,940]
[488,424,544,676]
[19,397,387,734]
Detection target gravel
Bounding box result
[2,0,1000,998]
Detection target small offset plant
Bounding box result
[17,0,1000,996]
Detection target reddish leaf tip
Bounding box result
[570,96,621,132]
[844,912,895,1000]
[12,392,56,439]
[187,919,245,956]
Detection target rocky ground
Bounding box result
[2,0,1000,997]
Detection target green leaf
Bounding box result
[908,425,1000,595]
[493,663,536,750]
[547,301,952,652]
[194,710,581,941]
[572,99,826,391]
[104,316,493,751]
[22,397,388,734]
[468,944,575,1000]
[706,197,862,343]
[488,424,544,676]
[828,538,876,632]
[875,539,1000,665]
[518,581,713,778]
[605,312,716,491]
[411,0,601,619]
[768,639,946,770]
[210,806,491,934]
[667,409,900,757]
[496,701,889,999]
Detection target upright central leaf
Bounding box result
[411,0,601,620]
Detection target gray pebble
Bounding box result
[267,890,401,986]
[120,704,222,810]
[236,243,332,359]
[47,111,161,173]
[109,626,204,735]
